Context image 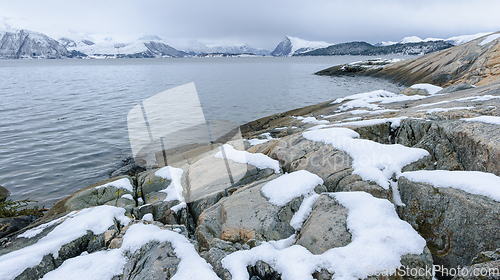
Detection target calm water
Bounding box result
[0,55,411,207]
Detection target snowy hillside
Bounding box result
[271,36,331,56]
[376,32,494,47]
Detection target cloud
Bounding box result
[1,0,499,49]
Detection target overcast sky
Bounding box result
[1,0,499,49]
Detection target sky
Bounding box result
[1,0,499,49]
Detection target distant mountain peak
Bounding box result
[271,36,331,56]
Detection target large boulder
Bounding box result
[196,175,295,250]
[296,194,351,254]
[43,176,136,219]
[397,177,500,269]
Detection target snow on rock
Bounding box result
[222,191,426,280]
[248,132,278,146]
[303,127,429,189]
[332,90,426,112]
[155,166,185,202]
[293,116,329,125]
[260,170,323,206]
[419,106,474,114]
[410,83,443,95]
[94,178,134,192]
[121,194,134,200]
[17,215,72,239]
[402,170,500,202]
[446,32,492,45]
[214,144,280,173]
[0,206,131,280]
[462,115,500,125]
[479,33,500,46]
[289,193,320,230]
[41,223,220,280]
[142,213,154,221]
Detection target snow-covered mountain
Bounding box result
[271,36,331,56]
[375,32,493,47]
[205,43,271,56]
[0,29,72,59]
[59,34,188,58]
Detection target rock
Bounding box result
[269,134,352,191]
[0,185,9,203]
[451,260,500,280]
[0,216,37,239]
[397,177,500,268]
[196,175,295,250]
[43,176,136,220]
[315,32,500,87]
[400,87,431,96]
[200,238,243,279]
[471,249,500,265]
[295,194,351,254]
[247,261,281,280]
[120,240,180,280]
[396,118,500,175]
[436,83,475,95]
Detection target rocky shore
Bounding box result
[1,33,500,280]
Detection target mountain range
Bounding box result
[0,16,493,59]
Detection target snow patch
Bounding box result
[261,170,323,206]
[215,144,280,173]
[294,116,329,125]
[410,84,443,95]
[41,223,220,280]
[222,191,426,280]
[303,127,429,189]
[289,193,320,230]
[402,170,500,201]
[95,178,133,193]
[155,166,185,202]
[0,206,131,280]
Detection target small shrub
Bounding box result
[0,199,47,218]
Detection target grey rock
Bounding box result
[120,240,180,280]
[396,118,500,175]
[471,249,500,265]
[0,185,9,202]
[296,194,351,255]
[0,29,71,59]
[0,216,36,239]
[400,87,431,96]
[43,176,136,219]
[14,254,56,280]
[451,260,500,280]
[247,261,281,280]
[397,177,500,268]
[269,134,352,190]
[436,83,475,95]
[196,175,295,250]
